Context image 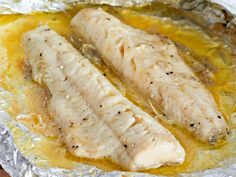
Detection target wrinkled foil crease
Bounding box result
[0,0,156,14]
[0,0,235,16]
[0,0,236,177]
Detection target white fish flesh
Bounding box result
[71,8,229,143]
[22,26,185,171]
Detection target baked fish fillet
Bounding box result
[71,8,229,144]
[22,26,185,171]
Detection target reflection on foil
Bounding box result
[0,0,155,14]
[212,0,236,15]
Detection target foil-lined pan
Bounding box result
[0,0,156,14]
[0,0,236,176]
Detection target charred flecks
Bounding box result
[59,43,62,45]
[190,123,195,127]
[191,76,196,81]
[83,118,88,121]
[221,9,231,27]
[64,76,68,81]
[166,71,174,75]
[69,122,74,128]
[72,145,79,149]
[44,29,51,31]
[103,73,106,76]
[118,111,121,114]
[123,144,128,148]
[162,113,166,117]
[226,128,230,135]
[209,136,216,144]
[39,53,43,57]
[170,55,174,58]
[106,17,110,21]
[218,115,222,119]
[99,104,103,108]
[150,81,154,84]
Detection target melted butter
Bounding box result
[0,3,235,176]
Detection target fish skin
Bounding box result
[22,26,185,171]
[71,8,229,144]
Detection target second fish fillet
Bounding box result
[22,26,185,171]
[71,8,229,144]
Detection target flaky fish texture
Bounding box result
[22,26,185,171]
[71,8,229,144]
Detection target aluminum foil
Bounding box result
[212,0,236,15]
[0,0,156,14]
[0,0,236,177]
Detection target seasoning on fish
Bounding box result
[22,26,185,171]
[71,8,229,144]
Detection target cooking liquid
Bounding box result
[0,2,235,176]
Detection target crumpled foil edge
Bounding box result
[0,0,155,14]
[0,0,236,16]
[212,0,236,15]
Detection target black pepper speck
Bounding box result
[190,123,195,127]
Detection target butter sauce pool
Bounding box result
[0,2,235,176]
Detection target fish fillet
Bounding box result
[71,8,229,144]
[22,26,185,171]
